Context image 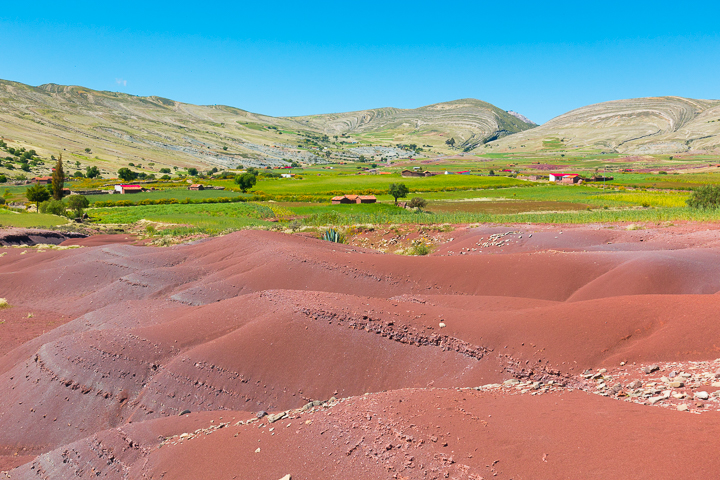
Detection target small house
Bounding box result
[331,194,377,204]
[114,184,144,194]
[33,176,53,184]
[188,184,205,190]
[548,173,581,183]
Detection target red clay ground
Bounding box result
[3,223,720,478]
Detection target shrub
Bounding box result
[40,199,67,216]
[687,185,720,209]
[408,197,428,209]
[67,195,90,217]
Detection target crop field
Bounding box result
[83,188,245,204]
[249,173,527,197]
[89,202,274,232]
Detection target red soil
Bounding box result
[3,224,720,478]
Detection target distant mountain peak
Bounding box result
[507,110,537,125]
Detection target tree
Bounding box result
[117,168,137,181]
[84,148,92,154]
[86,166,100,178]
[445,137,456,147]
[234,173,257,192]
[51,154,65,200]
[67,195,90,217]
[0,175,6,183]
[388,183,409,205]
[73,171,85,178]
[26,183,50,212]
[159,168,171,174]
[187,167,199,176]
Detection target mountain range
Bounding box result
[0,79,719,173]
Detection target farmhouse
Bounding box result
[114,184,144,194]
[331,195,377,204]
[188,184,205,190]
[549,173,582,184]
[33,176,53,184]
[401,170,438,177]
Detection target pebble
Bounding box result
[644,365,660,374]
[439,322,446,328]
[695,391,710,400]
[677,404,689,412]
[279,476,292,480]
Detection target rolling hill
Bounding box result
[489,96,720,155]
[0,79,535,177]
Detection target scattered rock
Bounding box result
[668,381,684,388]
[267,411,288,423]
[279,475,291,480]
[677,404,689,412]
[695,391,709,400]
[627,380,643,390]
[178,409,191,416]
[439,322,446,328]
[644,365,660,374]
[256,411,268,418]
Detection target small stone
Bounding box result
[279,476,291,480]
[255,448,261,453]
[627,380,643,390]
[711,382,720,388]
[644,365,660,374]
[267,411,288,424]
[439,322,446,328]
[668,381,684,388]
[695,391,710,400]
[256,411,268,418]
[648,396,665,405]
[598,368,607,374]
[677,404,689,412]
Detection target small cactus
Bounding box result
[321,228,344,243]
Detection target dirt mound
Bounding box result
[4,226,720,477]
[0,229,86,246]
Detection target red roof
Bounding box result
[120,185,142,188]
[549,173,579,177]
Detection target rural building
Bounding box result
[114,184,144,194]
[280,173,295,178]
[188,184,205,190]
[401,170,437,177]
[549,173,581,183]
[331,195,377,204]
[33,176,52,184]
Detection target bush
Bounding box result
[687,185,720,209]
[39,199,67,216]
[408,197,428,209]
[67,195,90,217]
[0,175,6,183]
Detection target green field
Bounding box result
[83,188,246,204]
[0,210,69,228]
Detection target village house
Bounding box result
[331,194,377,205]
[549,173,582,184]
[401,169,437,178]
[188,184,205,190]
[114,184,144,194]
[33,176,53,184]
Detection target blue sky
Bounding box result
[1,0,718,123]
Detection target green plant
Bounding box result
[118,168,137,181]
[321,228,344,243]
[407,197,427,209]
[67,195,90,217]
[51,153,65,200]
[388,183,409,205]
[26,183,50,212]
[687,185,720,209]
[235,173,257,192]
[39,199,66,216]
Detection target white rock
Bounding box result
[677,404,689,412]
[438,322,446,328]
[695,391,710,400]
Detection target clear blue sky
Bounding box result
[1,1,718,124]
